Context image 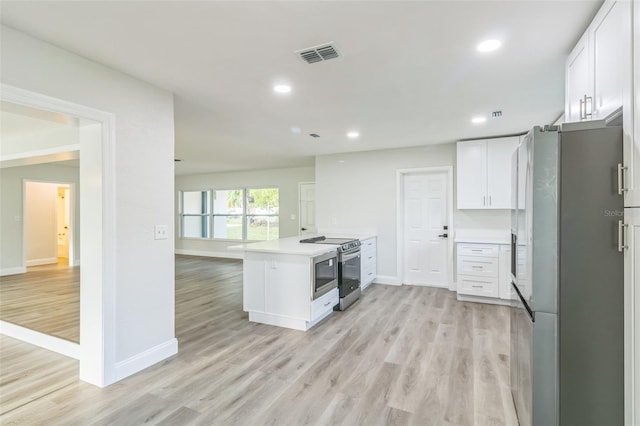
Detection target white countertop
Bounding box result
[230,235,339,256]
[454,229,511,245]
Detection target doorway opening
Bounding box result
[397,167,454,289]
[24,180,75,269]
[0,84,116,387]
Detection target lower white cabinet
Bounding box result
[456,242,513,303]
[360,236,377,289]
[310,288,339,322]
[243,250,338,331]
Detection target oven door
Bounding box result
[312,251,338,300]
[339,248,361,297]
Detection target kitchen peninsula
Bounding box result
[235,236,340,331]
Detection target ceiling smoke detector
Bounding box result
[296,43,340,64]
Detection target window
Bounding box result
[247,188,279,241]
[180,190,210,238]
[179,187,279,241]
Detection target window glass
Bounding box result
[247,188,279,215]
[182,191,210,214]
[182,215,210,238]
[247,215,279,241]
[214,189,243,214]
[213,215,243,240]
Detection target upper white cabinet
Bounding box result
[565,32,590,123]
[628,1,640,207]
[457,136,519,209]
[565,0,632,122]
[566,0,637,207]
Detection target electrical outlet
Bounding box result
[154,225,168,240]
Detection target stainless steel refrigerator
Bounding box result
[510,120,624,426]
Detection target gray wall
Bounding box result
[0,164,80,274]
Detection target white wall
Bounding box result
[0,164,81,274]
[25,181,58,265]
[1,25,176,379]
[316,143,510,282]
[1,109,80,157]
[176,166,315,257]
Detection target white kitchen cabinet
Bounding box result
[499,245,513,300]
[565,0,632,122]
[360,236,377,290]
[626,1,640,207]
[624,208,640,425]
[457,137,518,209]
[565,31,590,123]
[456,242,513,304]
[243,250,338,331]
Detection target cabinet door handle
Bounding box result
[580,94,593,120]
[618,220,628,252]
[618,163,628,195]
[472,285,483,288]
[584,95,593,119]
[483,196,486,206]
[489,195,492,206]
[324,301,332,307]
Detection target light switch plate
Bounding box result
[154,225,168,240]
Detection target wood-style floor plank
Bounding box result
[0,260,79,343]
[0,255,517,425]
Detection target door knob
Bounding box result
[301,227,307,231]
[438,233,448,238]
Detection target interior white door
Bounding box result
[403,172,449,286]
[299,182,317,235]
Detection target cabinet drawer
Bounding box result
[457,244,499,258]
[311,288,338,321]
[361,238,376,249]
[457,256,499,278]
[362,264,376,283]
[458,276,499,298]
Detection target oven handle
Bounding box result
[341,250,361,262]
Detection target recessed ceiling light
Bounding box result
[471,116,487,124]
[273,84,292,94]
[347,131,360,139]
[477,39,502,53]
[291,126,301,134]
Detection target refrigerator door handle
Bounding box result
[618,220,628,252]
[617,163,628,195]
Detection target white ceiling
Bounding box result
[0,1,602,175]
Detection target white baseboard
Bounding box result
[26,257,58,267]
[175,249,243,260]
[114,338,178,382]
[0,266,27,276]
[373,275,402,286]
[0,320,80,359]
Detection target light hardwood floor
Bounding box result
[0,260,79,342]
[0,255,518,425]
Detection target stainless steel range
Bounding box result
[300,236,361,310]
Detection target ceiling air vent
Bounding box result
[296,43,340,64]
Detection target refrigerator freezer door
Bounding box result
[559,125,624,426]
